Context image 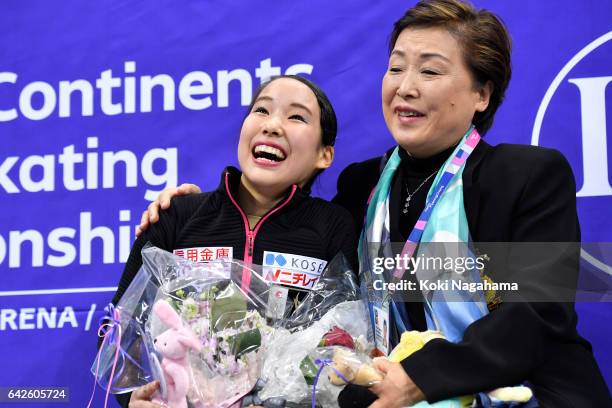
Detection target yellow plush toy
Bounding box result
[388,330,446,363]
[329,330,533,406]
[389,330,533,405]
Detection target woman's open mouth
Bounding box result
[252,143,287,164]
[395,107,425,124]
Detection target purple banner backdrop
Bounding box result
[0,1,610,406]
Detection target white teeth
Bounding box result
[254,145,286,160]
[398,111,421,117]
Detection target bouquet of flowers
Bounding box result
[247,254,373,408]
[92,245,280,408]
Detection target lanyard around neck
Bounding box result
[391,127,481,283]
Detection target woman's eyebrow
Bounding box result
[420,52,451,63]
[254,95,312,115]
[290,102,313,115]
[253,95,273,104]
[390,49,450,63]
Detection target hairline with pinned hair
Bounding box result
[247,74,337,147]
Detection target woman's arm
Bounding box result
[350,148,608,407]
[400,149,585,401]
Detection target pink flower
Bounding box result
[320,326,355,349]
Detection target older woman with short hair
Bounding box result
[335,1,608,407]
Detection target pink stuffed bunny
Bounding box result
[153,299,202,408]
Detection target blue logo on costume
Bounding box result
[265,253,287,266]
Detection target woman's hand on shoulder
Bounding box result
[136,183,202,236]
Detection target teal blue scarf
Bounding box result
[358,126,488,343]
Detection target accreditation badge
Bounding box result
[372,303,390,356]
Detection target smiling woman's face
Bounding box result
[382,26,490,157]
[237,77,333,194]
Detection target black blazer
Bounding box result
[333,141,610,407]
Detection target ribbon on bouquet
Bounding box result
[88,303,123,408]
[311,358,352,408]
[87,303,146,408]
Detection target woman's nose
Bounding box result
[262,116,283,136]
[396,73,419,99]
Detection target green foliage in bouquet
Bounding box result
[230,328,262,358]
[299,356,319,386]
[211,283,247,330]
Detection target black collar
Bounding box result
[217,166,311,208]
[398,144,457,177]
